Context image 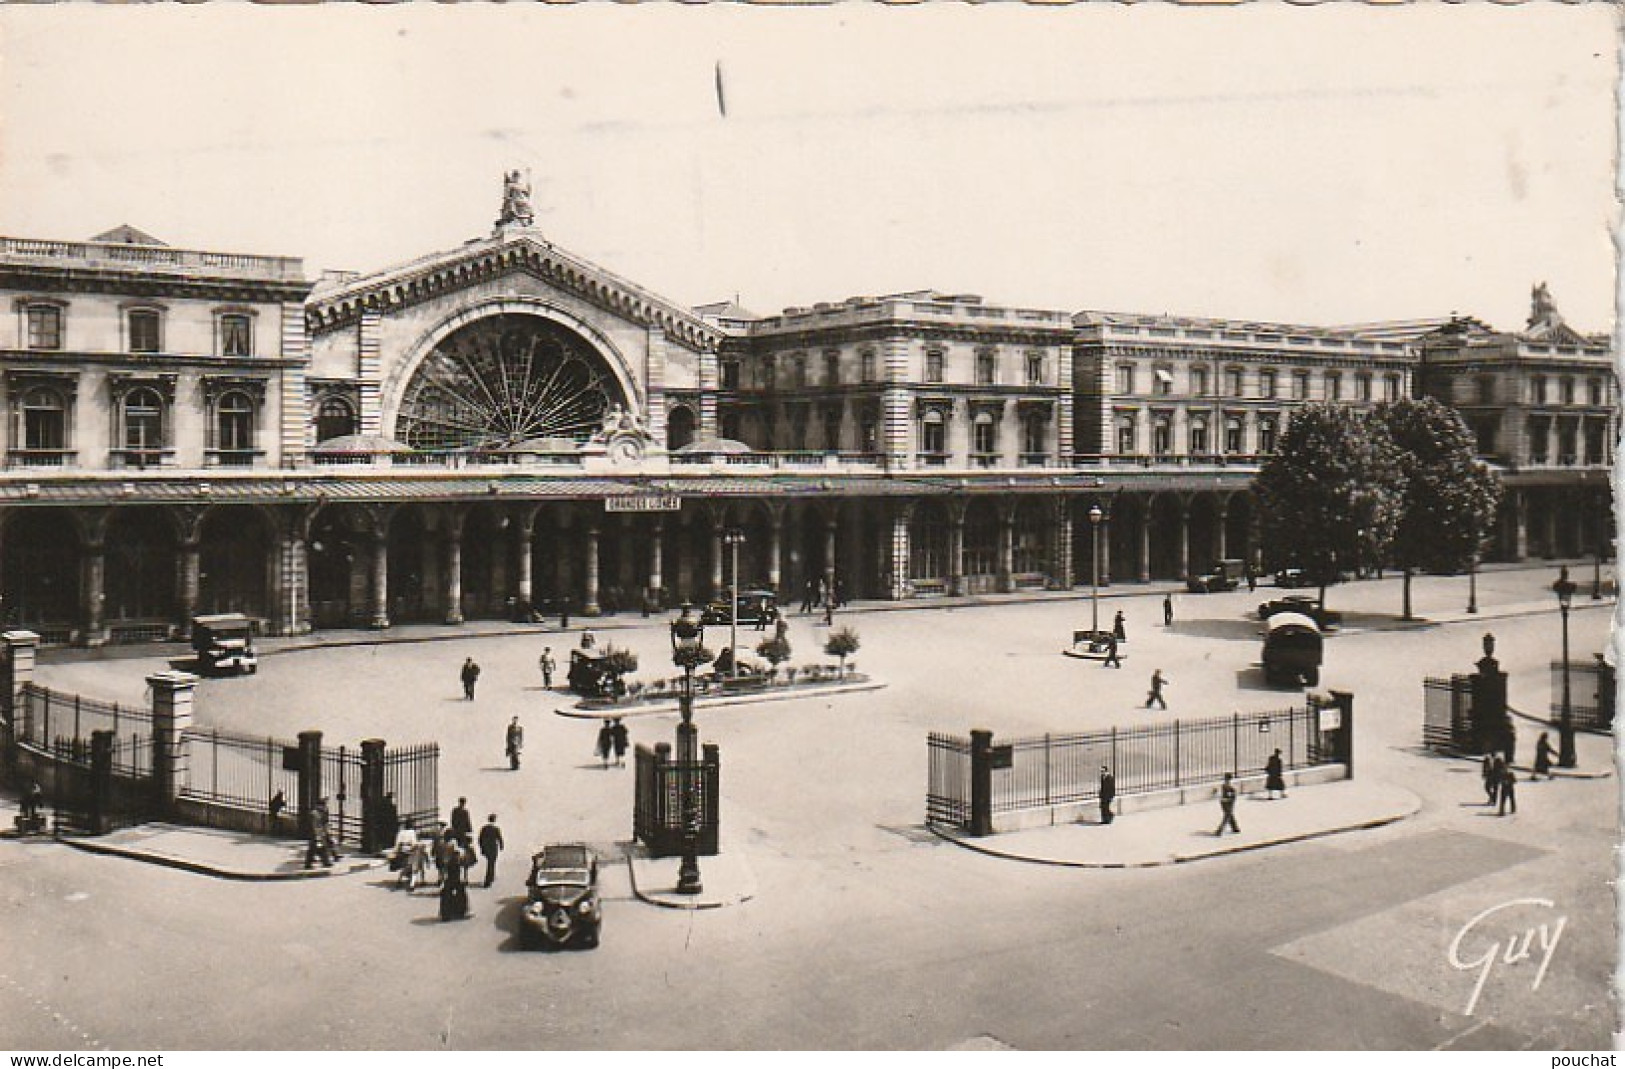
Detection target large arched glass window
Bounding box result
[22,387,65,451]
[315,396,357,444]
[217,390,256,462]
[1224,417,1244,455]
[1258,417,1278,455]
[123,387,164,462]
[1152,416,1172,456]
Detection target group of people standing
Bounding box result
[390,797,506,920]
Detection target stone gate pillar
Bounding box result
[147,669,197,816]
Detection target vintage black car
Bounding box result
[567,649,619,698]
[1186,559,1247,594]
[1274,567,1313,589]
[191,614,258,675]
[700,589,780,627]
[521,843,602,949]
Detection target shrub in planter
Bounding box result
[824,627,861,677]
[756,634,792,680]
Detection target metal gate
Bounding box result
[1422,675,1474,752]
[927,732,972,826]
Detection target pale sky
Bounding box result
[0,3,1617,334]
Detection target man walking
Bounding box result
[505,716,524,771]
[539,647,556,689]
[1145,669,1169,710]
[477,814,505,888]
[460,657,481,701]
[1102,632,1122,669]
[1215,773,1240,836]
[611,718,629,767]
[1098,765,1116,825]
[450,796,473,844]
[1113,611,1127,643]
[1163,593,1174,627]
[1497,764,1518,816]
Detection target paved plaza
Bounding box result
[1,562,1616,1050]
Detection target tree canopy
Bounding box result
[1253,402,1408,606]
[1372,397,1503,617]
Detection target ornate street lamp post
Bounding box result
[724,528,745,677]
[1553,567,1577,769]
[669,603,706,894]
[1089,504,1103,639]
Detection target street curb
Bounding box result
[1432,747,1615,780]
[621,849,756,910]
[54,835,387,881]
[927,795,1422,870]
[553,679,885,720]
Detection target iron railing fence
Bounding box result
[17,682,150,750]
[1549,658,1616,733]
[926,732,972,826]
[1423,675,1475,753]
[180,727,300,819]
[928,703,1338,828]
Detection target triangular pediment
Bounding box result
[306,230,722,352]
[1523,319,1591,347]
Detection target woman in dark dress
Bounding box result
[1264,749,1287,799]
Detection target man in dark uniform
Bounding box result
[477,814,505,888]
[1103,633,1122,669]
[1145,669,1169,709]
[460,657,481,700]
[1098,766,1116,825]
[1215,773,1240,836]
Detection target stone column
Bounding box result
[369,533,389,629]
[1177,505,1191,579]
[583,527,601,616]
[888,507,911,601]
[1050,502,1073,590]
[997,512,1014,594]
[147,669,197,815]
[274,525,311,636]
[1100,517,1113,586]
[767,517,782,593]
[1215,504,1229,562]
[824,520,839,601]
[1137,509,1151,583]
[514,512,535,614]
[648,520,665,604]
[178,537,201,638]
[948,510,966,596]
[83,537,108,647]
[710,526,725,598]
[444,528,464,625]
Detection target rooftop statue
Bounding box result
[1528,281,1560,329]
[496,169,535,229]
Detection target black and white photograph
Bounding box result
[0,2,1616,1054]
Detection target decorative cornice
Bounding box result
[305,234,723,354]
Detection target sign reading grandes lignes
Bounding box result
[605,493,682,513]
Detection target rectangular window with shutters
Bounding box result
[220,313,253,357]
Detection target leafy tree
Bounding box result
[601,645,639,696]
[1373,398,1503,619]
[670,643,715,674]
[824,627,861,676]
[755,633,792,676]
[1253,403,1408,610]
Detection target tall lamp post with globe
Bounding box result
[669,603,709,894]
[1553,567,1577,769]
[723,528,745,677]
[1088,504,1104,640]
